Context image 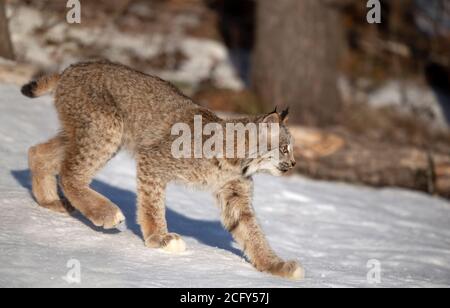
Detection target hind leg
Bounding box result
[59,116,125,230]
[28,134,74,214]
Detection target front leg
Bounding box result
[137,156,186,253]
[216,178,304,280]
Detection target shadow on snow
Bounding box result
[11,169,242,257]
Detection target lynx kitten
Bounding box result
[22,61,303,280]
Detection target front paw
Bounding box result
[267,260,305,280]
[84,202,126,230]
[145,233,186,253]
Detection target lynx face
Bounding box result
[242,110,296,177]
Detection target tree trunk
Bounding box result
[252,0,343,126]
[0,0,14,60]
[290,126,450,198]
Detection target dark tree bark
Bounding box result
[0,0,14,60]
[252,0,343,126]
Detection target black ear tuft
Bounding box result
[271,106,278,114]
[280,107,290,121]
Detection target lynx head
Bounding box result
[242,108,296,177]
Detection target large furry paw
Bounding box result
[145,233,186,253]
[39,199,75,215]
[267,260,305,280]
[86,203,126,230]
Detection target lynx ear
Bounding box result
[280,107,290,123]
[262,111,280,123]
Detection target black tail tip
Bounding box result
[21,81,37,98]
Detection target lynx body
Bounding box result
[22,61,303,280]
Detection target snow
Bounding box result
[338,77,449,130]
[7,5,244,91]
[0,83,450,288]
[367,80,448,130]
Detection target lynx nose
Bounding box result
[291,160,296,167]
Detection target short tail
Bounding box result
[21,73,61,98]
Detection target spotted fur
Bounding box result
[22,60,303,280]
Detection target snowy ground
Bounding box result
[0,83,450,288]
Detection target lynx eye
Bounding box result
[281,146,289,154]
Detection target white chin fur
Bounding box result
[266,168,283,176]
[259,163,283,176]
[245,158,282,177]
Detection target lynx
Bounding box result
[22,61,303,280]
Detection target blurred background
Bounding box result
[1,0,450,197]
